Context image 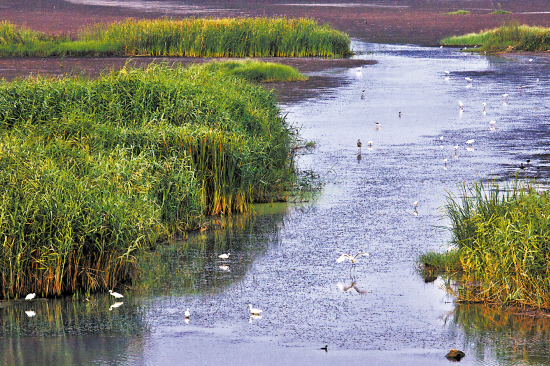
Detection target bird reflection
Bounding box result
[25,310,36,317]
[219,265,230,272]
[357,154,362,164]
[109,302,123,311]
[337,281,369,294]
[249,314,263,323]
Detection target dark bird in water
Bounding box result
[357,139,362,154]
[361,90,365,99]
[320,345,328,352]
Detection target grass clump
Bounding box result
[441,23,550,52]
[443,10,470,15]
[421,180,550,309]
[491,10,512,14]
[0,18,351,58]
[0,61,299,299]
[202,59,308,82]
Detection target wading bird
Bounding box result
[465,77,472,83]
[368,141,373,148]
[185,308,190,318]
[218,253,230,259]
[25,293,35,301]
[459,101,463,110]
[482,102,486,111]
[248,304,262,315]
[219,265,230,272]
[466,139,475,146]
[25,310,36,317]
[375,122,381,129]
[109,290,124,299]
[444,70,450,75]
[336,252,369,270]
[444,158,448,170]
[361,90,365,99]
[454,144,459,151]
[357,139,362,154]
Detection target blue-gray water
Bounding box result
[2,41,550,365]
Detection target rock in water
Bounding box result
[446,349,465,361]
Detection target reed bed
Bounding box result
[0,61,298,299]
[441,23,550,52]
[0,18,350,58]
[422,180,550,309]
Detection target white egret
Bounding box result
[109,302,123,311]
[459,101,463,109]
[185,308,190,318]
[248,304,262,315]
[465,77,472,83]
[413,201,418,207]
[444,70,450,75]
[466,139,475,146]
[489,120,496,125]
[440,136,444,141]
[109,290,124,299]
[529,59,533,62]
[25,293,36,301]
[482,102,486,110]
[25,310,36,317]
[218,253,230,259]
[502,93,508,98]
[336,252,369,265]
[454,144,459,150]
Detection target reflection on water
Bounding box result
[135,202,289,297]
[447,305,550,365]
[62,0,228,14]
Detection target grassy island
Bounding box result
[441,23,550,52]
[419,180,550,310]
[0,60,304,299]
[0,17,351,58]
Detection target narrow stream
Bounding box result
[2,41,550,365]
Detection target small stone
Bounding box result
[446,349,465,361]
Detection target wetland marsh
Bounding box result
[3,1,550,365]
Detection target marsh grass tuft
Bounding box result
[0,18,351,58]
[441,23,550,52]
[421,179,550,309]
[0,60,301,299]
[443,10,470,15]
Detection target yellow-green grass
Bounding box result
[0,61,300,299]
[0,18,351,58]
[441,23,550,52]
[420,180,550,309]
[443,10,470,15]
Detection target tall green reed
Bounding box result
[441,179,550,309]
[0,61,297,298]
[0,18,350,57]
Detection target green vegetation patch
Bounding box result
[0,18,351,58]
[0,61,301,299]
[443,10,470,15]
[491,10,512,14]
[419,180,550,309]
[441,23,550,52]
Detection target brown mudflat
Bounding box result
[3,0,550,45]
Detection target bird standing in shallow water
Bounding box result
[357,139,362,154]
[218,253,230,259]
[25,293,35,301]
[248,304,262,315]
[109,290,124,299]
[337,252,369,271]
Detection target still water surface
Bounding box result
[2,41,550,365]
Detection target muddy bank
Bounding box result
[3,0,550,45]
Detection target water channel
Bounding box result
[2,41,550,365]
